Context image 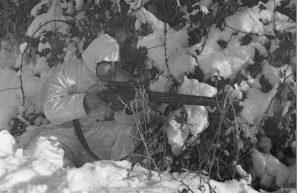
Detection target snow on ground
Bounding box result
[0,130,261,193]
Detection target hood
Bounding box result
[82,34,120,75]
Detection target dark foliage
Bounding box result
[247,63,262,78]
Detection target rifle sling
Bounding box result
[72,119,100,160]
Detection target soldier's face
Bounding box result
[96,61,116,81]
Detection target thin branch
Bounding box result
[31,19,74,38]
[180,180,195,193]
[208,94,229,177]
[19,19,73,105]
[162,0,173,78]
[0,88,19,93]
[230,103,240,179]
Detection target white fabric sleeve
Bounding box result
[43,65,88,125]
[44,93,87,124]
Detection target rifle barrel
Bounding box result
[147,91,221,107]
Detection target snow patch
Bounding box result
[26,0,71,39]
[239,62,295,125]
[251,149,296,188]
[168,51,198,82]
[30,0,52,17]
[165,77,217,155]
[239,86,277,125]
[190,27,266,80]
[0,40,18,69]
[178,77,217,136]
[149,74,173,92]
[0,129,260,193]
[137,27,189,77]
[0,68,22,131]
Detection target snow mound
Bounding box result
[0,130,16,157]
[0,130,260,193]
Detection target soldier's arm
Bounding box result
[44,66,87,124]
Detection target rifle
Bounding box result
[97,81,222,111]
[74,81,222,161]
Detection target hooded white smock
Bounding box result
[44,34,121,124]
[19,34,137,170]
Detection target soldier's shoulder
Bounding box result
[57,58,84,73]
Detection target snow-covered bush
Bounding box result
[130,0,296,189]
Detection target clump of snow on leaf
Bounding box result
[149,74,173,92]
[178,77,217,136]
[239,62,295,125]
[189,26,266,80]
[137,26,190,80]
[26,0,73,39]
[30,0,52,17]
[239,85,277,125]
[135,7,191,82]
[251,149,296,189]
[165,77,217,155]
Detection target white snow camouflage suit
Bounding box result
[23,34,138,168]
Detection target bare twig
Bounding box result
[0,88,19,93]
[18,19,73,105]
[208,94,229,177]
[230,103,240,179]
[180,180,195,193]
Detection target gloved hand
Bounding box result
[83,90,108,114]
